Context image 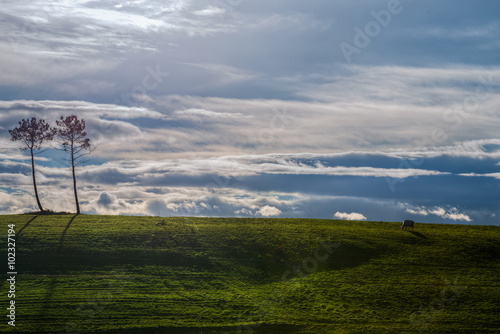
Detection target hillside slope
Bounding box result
[1,215,499,333]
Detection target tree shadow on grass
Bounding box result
[58,214,79,251]
[409,231,428,239]
[39,277,57,331]
[17,215,38,240]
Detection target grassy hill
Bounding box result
[1,214,499,333]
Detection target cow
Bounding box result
[401,220,415,230]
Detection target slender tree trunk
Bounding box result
[30,147,44,212]
[71,147,80,215]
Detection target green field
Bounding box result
[1,214,499,333]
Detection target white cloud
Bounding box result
[170,108,245,122]
[193,7,226,17]
[0,189,37,214]
[0,0,229,63]
[72,154,451,183]
[401,203,472,222]
[460,172,500,180]
[0,100,165,120]
[334,212,367,221]
[86,118,143,145]
[77,185,294,218]
[406,208,429,216]
[71,7,166,31]
[445,213,472,222]
[243,162,447,178]
[429,207,446,217]
[87,191,140,215]
[235,208,254,216]
[404,23,500,39]
[97,191,117,207]
[257,205,281,217]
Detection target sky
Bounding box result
[0,0,499,225]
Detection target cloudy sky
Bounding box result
[1,0,499,225]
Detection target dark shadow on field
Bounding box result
[58,214,79,250]
[258,242,388,278]
[17,215,38,239]
[324,244,384,271]
[409,231,428,239]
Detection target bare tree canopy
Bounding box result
[55,115,94,214]
[8,117,54,212]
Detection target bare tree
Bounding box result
[55,115,94,214]
[9,117,54,212]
